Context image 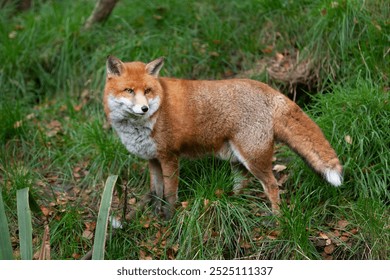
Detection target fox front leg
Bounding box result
[159,156,179,220]
[148,159,164,216]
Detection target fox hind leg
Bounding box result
[230,142,280,214]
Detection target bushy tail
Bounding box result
[274,97,343,186]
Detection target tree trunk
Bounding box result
[18,0,31,10]
[83,0,119,30]
[1,0,32,11]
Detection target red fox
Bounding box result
[104,56,343,219]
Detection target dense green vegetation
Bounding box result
[0,0,388,260]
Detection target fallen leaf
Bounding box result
[141,217,151,229]
[40,206,51,217]
[46,120,62,137]
[153,230,162,245]
[273,164,287,172]
[340,236,349,242]
[342,231,351,238]
[171,244,179,253]
[84,221,96,231]
[73,104,83,112]
[319,232,329,240]
[337,219,350,230]
[262,45,273,54]
[240,241,252,249]
[26,113,36,120]
[82,230,93,240]
[275,52,284,62]
[181,201,189,208]
[324,244,335,255]
[344,135,353,144]
[13,120,23,128]
[139,250,152,260]
[350,228,359,235]
[332,229,341,237]
[322,253,333,260]
[72,253,81,259]
[267,235,277,240]
[215,189,224,198]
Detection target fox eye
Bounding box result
[144,88,152,95]
[124,88,134,94]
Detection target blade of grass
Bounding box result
[17,187,33,260]
[92,175,118,260]
[0,189,14,260]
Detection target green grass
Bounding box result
[0,0,389,260]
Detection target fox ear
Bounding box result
[106,55,124,76]
[146,57,164,77]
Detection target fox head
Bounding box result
[104,56,164,122]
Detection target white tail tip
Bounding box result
[324,168,343,186]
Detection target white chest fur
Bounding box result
[107,95,160,160]
[111,118,157,160]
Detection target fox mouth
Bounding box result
[124,110,145,118]
[127,108,149,118]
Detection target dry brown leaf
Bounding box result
[40,206,52,217]
[275,52,284,62]
[267,235,277,240]
[181,201,189,208]
[215,189,224,198]
[240,241,252,249]
[322,253,333,260]
[84,221,96,231]
[324,244,335,255]
[129,197,137,205]
[262,46,274,54]
[139,250,152,260]
[332,229,341,237]
[141,217,151,229]
[82,229,93,240]
[337,219,350,230]
[171,244,179,253]
[73,104,83,112]
[319,232,329,240]
[350,228,359,235]
[273,164,287,172]
[46,120,62,137]
[340,236,349,242]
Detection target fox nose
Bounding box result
[141,105,149,113]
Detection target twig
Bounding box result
[80,192,152,260]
